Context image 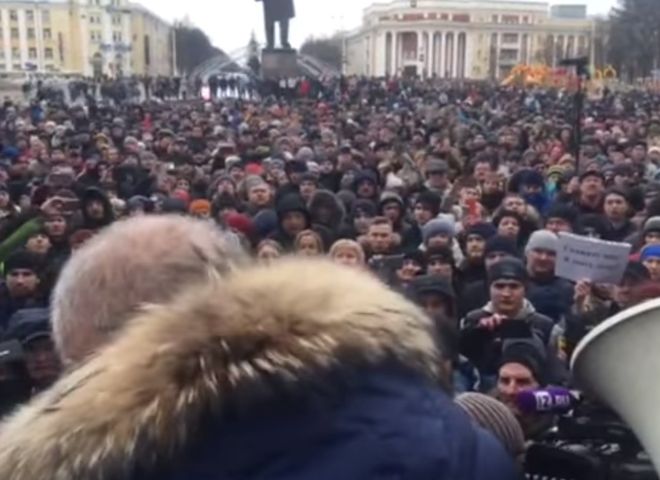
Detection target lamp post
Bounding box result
[560,56,589,172]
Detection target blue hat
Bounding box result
[640,244,660,262]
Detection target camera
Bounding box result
[524,398,657,480]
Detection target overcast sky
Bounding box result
[139,0,617,56]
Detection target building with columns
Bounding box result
[344,0,597,80]
[0,0,174,77]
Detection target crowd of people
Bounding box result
[1,74,660,477]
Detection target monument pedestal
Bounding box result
[261,49,298,79]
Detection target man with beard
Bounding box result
[0,251,46,331]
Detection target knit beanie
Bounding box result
[524,230,558,255]
[244,175,267,193]
[575,214,609,239]
[423,216,456,243]
[379,191,404,209]
[485,236,519,259]
[466,222,497,241]
[545,203,578,227]
[189,199,211,216]
[224,212,254,238]
[488,258,527,285]
[499,338,547,385]
[456,393,526,458]
[640,244,660,262]
[643,216,660,235]
[4,250,41,274]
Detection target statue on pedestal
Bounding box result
[255,0,295,50]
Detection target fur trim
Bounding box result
[0,259,440,480]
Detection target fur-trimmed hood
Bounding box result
[0,259,441,480]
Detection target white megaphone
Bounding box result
[572,298,660,472]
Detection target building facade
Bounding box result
[345,0,596,79]
[0,0,173,77]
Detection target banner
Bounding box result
[555,233,631,284]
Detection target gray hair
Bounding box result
[52,215,246,365]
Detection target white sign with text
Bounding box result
[555,233,631,284]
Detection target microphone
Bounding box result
[516,387,581,415]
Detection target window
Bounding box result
[10,28,19,39]
[113,31,122,43]
[9,10,17,22]
[44,47,53,59]
[28,47,37,59]
[26,10,34,23]
[502,15,520,24]
[112,14,121,25]
[491,14,498,23]
[27,28,35,39]
[12,64,21,70]
[0,64,6,71]
[11,47,19,58]
[43,28,52,40]
[502,33,519,43]
[42,10,50,23]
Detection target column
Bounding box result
[390,31,397,76]
[440,32,447,78]
[1,9,9,69]
[436,32,443,77]
[378,31,387,77]
[452,32,458,78]
[416,30,421,75]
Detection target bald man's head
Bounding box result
[52,215,246,365]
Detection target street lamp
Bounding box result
[560,56,589,172]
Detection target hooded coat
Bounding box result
[0,259,517,480]
[80,187,115,231]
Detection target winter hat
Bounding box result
[295,146,315,163]
[276,194,309,220]
[425,245,454,264]
[353,199,378,218]
[640,244,660,262]
[252,209,278,238]
[224,212,254,238]
[488,258,527,285]
[4,250,41,274]
[465,223,497,241]
[353,169,379,189]
[575,214,609,238]
[127,196,153,213]
[643,216,660,236]
[415,191,442,216]
[285,160,308,175]
[519,170,545,190]
[423,217,456,244]
[189,199,212,216]
[525,230,558,255]
[579,170,605,183]
[499,338,547,385]
[3,308,51,345]
[485,236,519,258]
[160,197,188,214]
[456,393,526,458]
[622,261,651,284]
[411,274,455,300]
[379,191,404,209]
[172,189,191,207]
[545,203,578,227]
[244,175,267,193]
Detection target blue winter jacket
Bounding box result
[162,371,518,480]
